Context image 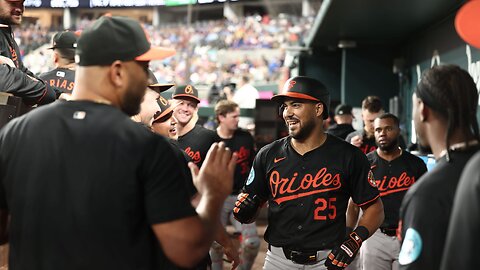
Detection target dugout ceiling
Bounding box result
[306,0,465,48]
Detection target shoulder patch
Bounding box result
[246,168,255,185]
[399,228,423,265]
[368,170,377,188]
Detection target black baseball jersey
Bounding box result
[367,150,427,228]
[0,100,196,270]
[218,129,256,194]
[326,123,355,140]
[398,145,480,270]
[346,130,377,154]
[178,125,220,167]
[0,64,55,106]
[440,151,480,270]
[39,67,76,96]
[0,23,35,77]
[244,134,380,251]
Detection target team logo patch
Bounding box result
[246,168,255,185]
[159,96,168,106]
[399,228,422,265]
[185,85,194,94]
[368,170,377,188]
[287,80,296,90]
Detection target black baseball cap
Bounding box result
[335,104,353,116]
[148,69,174,93]
[75,16,175,66]
[48,31,78,50]
[271,76,330,119]
[153,95,177,123]
[172,84,200,103]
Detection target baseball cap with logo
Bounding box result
[153,95,177,123]
[75,16,176,66]
[335,104,353,116]
[48,31,78,50]
[271,76,330,119]
[172,84,200,103]
[148,69,174,93]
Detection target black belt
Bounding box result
[268,244,320,265]
[380,227,397,237]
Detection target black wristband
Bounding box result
[353,226,370,241]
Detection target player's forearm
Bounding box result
[358,198,384,237]
[346,198,360,229]
[194,194,226,253]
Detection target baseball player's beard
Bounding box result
[378,138,399,152]
[121,90,144,116]
[289,118,316,141]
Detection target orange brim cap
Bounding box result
[135,46,176,61]
[271,92,320,103]
[149,83,175,93]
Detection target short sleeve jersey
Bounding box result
[326,123,356,140]
[440,151,480,270]
[0,100,196,270]
[367,150,427,228]
[178,125,220,167]
[244,134,379,251]
[398,146,480,270]
[39,67,76,95]
[219,129,256,194]
[346,130,377,154]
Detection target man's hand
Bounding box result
[325,226,369,269]
[233,192,263,224]
[189,142,237,200]
[223,243,240,270]
[350,135,363,147]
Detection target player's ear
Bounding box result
[315,102,324,118]
[418,99,429,122]
[109,60,126,88]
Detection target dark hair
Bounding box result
[377,113,399,128]
[362,96,383,113]
[415,64,480,161]
[55,48,75,63]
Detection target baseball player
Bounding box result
[153,95,241,270]
[326,104,355,140]
[398,64,480,270]
[210,100,259,270]
[347,113,427,270]
[0,63,55,105]
[0,16,237,269]
[441,151,480,270]
[39,31,78,98]
[233,76,384,270]
[0,0,36,77]
[131,70,174,128]
[346,96,384,154]
[173,84,220,167]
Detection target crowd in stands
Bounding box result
[19,14,313,89]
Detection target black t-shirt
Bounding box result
[398,146,480,270]
[346,130,377,154]
[326,123,355,140]
[0,100,196,270]
[178,125,220,167]
[367,150,427,228]
[169,139,197,198]
[39,67,76,96]
[244,134,379,251]
[218,129,256,194]
[441,151,480,270]
[0,64,55,106]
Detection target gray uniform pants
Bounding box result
[263,245,329,270]
[361,229,400,270]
